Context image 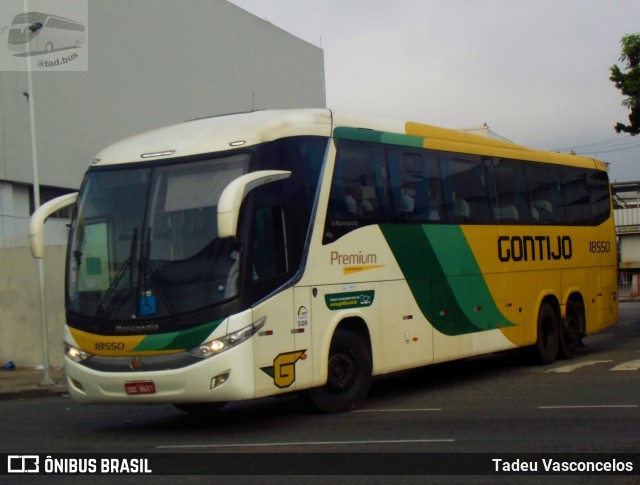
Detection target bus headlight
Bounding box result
[64,342,92,363]
[190,317,265,359]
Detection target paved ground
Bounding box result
[0,366,67,400]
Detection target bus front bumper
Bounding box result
[64,343,255,404]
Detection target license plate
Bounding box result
[125,381,156,395]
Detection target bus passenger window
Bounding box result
[526,163,565,224]
[492,158,528,224]
[323,140,387,243]
[387,148,443,223]
[587,170,611,224]
[440,153,491,223]
[561,167,590,224]
[424,176,444,221]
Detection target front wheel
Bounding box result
[305,329,372,413]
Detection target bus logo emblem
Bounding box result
[261,350,306,389]
[129,358,143,371]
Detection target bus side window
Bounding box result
[587,170,611,224]
[492,158,529,224]
[421,151,444,222]
[387,148,443,222]
[526,163,566,224]
[388,148,419,221]
[252,206,288,281]
[323,140,387,243]
[440,153,492,223]
[561,167,590,224]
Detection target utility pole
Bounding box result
[23,0,55,387]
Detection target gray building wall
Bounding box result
[0,0,325,367]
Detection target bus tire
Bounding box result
[173,402,227,414]
[531,302,559,365]
[558,301,581,359]
[305,329,372,413]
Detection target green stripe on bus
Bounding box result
[380,224,515,336]
[333,127,423,148]
[133,318,224,351]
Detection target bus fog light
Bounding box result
[211,373,229,389]
[70,377,84,392]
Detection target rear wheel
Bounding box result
[173,402,227,414]
[530,302,559,365]
[305,329,372,413]
[558,301,581,359]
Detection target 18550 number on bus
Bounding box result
[588,240,611,253]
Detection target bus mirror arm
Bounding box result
[30,192,78,259]
[217,170,292,238]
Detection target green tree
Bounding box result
[610,33,640,135]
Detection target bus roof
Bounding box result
[91,109,605,171]
[91,109,332,166]
[11,11,84,26]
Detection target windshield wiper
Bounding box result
[94,229,137,318]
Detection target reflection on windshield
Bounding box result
[67,154,249,321]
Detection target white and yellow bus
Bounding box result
[31,109,618,413]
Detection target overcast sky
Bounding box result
[230,0,640,182]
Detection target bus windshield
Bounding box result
[6,13,45,44]
[67,154,249,321]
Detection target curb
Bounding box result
[0,387,68,401]
[0,368,68,401]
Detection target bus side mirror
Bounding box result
[29,22,43,33]
[30,192,78,258]
[217,170,291,238]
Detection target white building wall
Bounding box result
[0,182,15,247]
[0,182,31,248]
[0,246,67,370]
